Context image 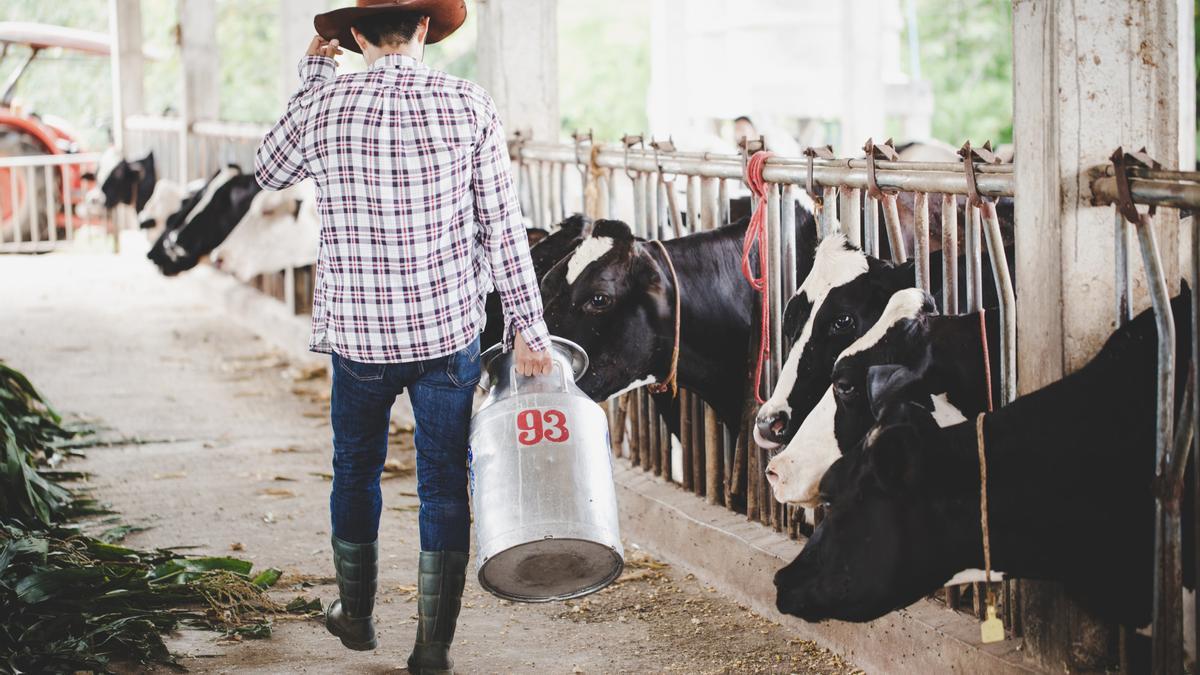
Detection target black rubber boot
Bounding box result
[325,535,379,651]
[406,551,470,675]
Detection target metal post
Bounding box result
[913,192,929,291]
[881,193,907,262]
[941,194,958,314]
[964,205,983,313]
[981,201,1017,403]
[863,195,878,256]
[840,187,861,247]
[767,183,782,384]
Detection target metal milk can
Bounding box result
[469,336,624,602]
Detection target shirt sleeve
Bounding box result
[472,101,551,353]
[254,56,333,191]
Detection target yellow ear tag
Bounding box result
[980,603,1005,644]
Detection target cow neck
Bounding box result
[925,310,1002,415]
[650,225,754,426]
[940,352,1158,582]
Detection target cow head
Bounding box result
[754,235,915,449]
[101,152,157,211]
[540,219,673,399]
[148,168,260,276]
[764,288,941,505]
[774,398,977,622]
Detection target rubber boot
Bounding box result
[325,535,379,651]
[406,551,470,675]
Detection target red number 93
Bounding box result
[516,408,570,446]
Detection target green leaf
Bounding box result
[250,567,282,589]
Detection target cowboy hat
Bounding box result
[314,0,466,53]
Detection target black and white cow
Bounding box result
[480,215,587,351]
[765,288,1001,505]
[774,291,1193,626]
[754,233,1009,449]
[539,204,818,432]
[147,166,261,276]
[98,151,158,212]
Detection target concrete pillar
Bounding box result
[1012,0,1187,669]
[280,0,328,101]
[474,0,558,142]
[108,0,144,153]
[177,0,219,181]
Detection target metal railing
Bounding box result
[124,116,269,184]
[0,152,116,253]
[1092,149,1199,675]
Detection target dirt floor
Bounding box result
[0,249,861,674]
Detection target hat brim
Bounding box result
[314,0,466,54]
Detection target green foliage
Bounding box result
[902,0,1014,146]
[558,1,650,142]
[0,363,314,673]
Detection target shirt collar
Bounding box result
[370,53,424,71]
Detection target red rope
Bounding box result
[979,309,994,413]
[742,150,775,405]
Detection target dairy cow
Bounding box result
[774,291,1193,626]
[766,288,1001,506]
[147,166,261,276]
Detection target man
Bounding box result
[254,1,553,672]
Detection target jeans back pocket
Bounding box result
[446,338,482,389]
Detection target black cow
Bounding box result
[99,151,157,212]
[754,234,1011,449]
[765,288,1002,505]
[774,291,1193,627]
[539,205,817,431]
[147,166,261,276]
[480,216,586,351]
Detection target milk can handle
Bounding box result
[511,360,571,394]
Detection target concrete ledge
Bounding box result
[613,464,1045,674]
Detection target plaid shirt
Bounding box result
[255,54,550,363]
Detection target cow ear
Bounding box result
[782,292,805,338]
[634,243,672,320]
[525,228,549,247]
[866,422,924,493]
[866,364,920,419]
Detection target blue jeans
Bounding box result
[329,337,481,552]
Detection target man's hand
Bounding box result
[306,35,343,60]
[513,332,553,377]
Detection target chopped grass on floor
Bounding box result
[0,361,319,673]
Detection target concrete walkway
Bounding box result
[0,249,859,674]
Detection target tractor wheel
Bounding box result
[0,131,51,245]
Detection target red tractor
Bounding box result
[0,22,112,242]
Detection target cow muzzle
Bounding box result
[754,411,790,450]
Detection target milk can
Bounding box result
[469,336,624,602]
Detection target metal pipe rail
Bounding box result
[0,152,116,253]
[1092,150,1200,675]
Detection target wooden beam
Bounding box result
[1012,1,1185,670]
[108,0,144,153]
[177,0,219,181]
[474,0,558,142]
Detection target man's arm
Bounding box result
[472,101,553,375]
[254,38,341,191]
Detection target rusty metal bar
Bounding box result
[704,403,721,506]
[881,193,907,262]
[981,201,1017,403]
[817,187,837,238]
[680,389,693,491]
[913,192,930,291]
[940,194,958,313]
[863,195,879,256]
[767,183,783,385]
[964,205,983,313]
[840,187,861,247]
[781,184,799,299]
[718,178,730,225]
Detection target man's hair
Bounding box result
[734,115,754,125]
[353,11,424,47]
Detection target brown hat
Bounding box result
[314,0,467,53]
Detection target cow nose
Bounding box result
[755,411,789,447]
[765,466,781,487]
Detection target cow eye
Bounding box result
[584,293,613,313]
[834,380,856,398]
[830,314,855,334]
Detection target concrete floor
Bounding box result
[0,247,859,674]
